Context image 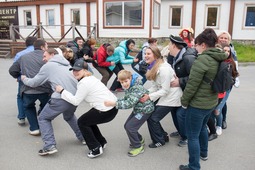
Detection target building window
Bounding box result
[153,1,160,28]
[24,10,32,26]
[105,1,143,27]
[205,5,220,28]
[169,6,182,28]
[244,5,255,27]
[46,9,55,26]
[71,9,80,25]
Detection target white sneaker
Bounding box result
[216,126,222,136]
[29,129,40,136]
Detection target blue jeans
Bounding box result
[17,81,25,119]
[185,106,214,170]
[214,89,231,127]
[147,106,178,144]
[22,93,50,131]
[177,107,187,140]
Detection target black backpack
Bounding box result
[204,61,235,93]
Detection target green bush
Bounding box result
[232,42,255,62]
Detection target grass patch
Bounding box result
[232,42,255,62]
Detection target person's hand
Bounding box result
[21,75,27,81]
[170,75,180,87]
[133,58,139,63]
[139,94,150,103]
[104,101,116,107]
[83,55,89,60]
[110,61,115,66]
[55,85,64,93]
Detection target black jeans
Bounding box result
[94,66,113,86]
[77,107,118,150]
[110,63,124,91]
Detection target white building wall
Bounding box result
[18,6,37,38]
[153,0,192,38]
[195,0,230,37]
[63,3,87,39]
[232,0,255,40]
[98,1,150,38]
[39,4,61,39]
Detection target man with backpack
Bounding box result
[167,35,197,147]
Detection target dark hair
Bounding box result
[25,36,37,47]
[74,37,82,43]
[34,39,46,50]
[148,38,157,44]
[195,28,218,48]
[126,39,135,51]
[58,45,67,53]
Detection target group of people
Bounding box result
[8,27,239,170]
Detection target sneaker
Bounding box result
[129,138,145,148]
[148,142,164,148]
[208,133,217,141]
[38,145,58,156]
[222,120,227,129]
[101,141,107,149]
[128,146,144,157]
[200,155,208,161]
[170,131,179,138]
[178,139,188,147]
[164,135,169,142]
[216,126,222,136]
[29,129,40,136]
[87,146,103,158]
[179,165,191,170]
[17,118,25,126]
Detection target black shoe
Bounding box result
[164,135,169,142]
[200,155,208,161]
[38,145,58,156]
[87,146,103,158]
[101,142,107,149]
[170,131,179,138]
[208,134,218,141]
[222,121,227,129]
[148,142,164,148]
[179,165,191,170]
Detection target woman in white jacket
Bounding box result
[140,46,182,148]
[56,59,118,159]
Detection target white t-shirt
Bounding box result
[61,76,117,111]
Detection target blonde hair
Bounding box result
[145,46,164,81]
[117,70,132,81]
[217,31,231,43]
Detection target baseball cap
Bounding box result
[69,59,88,71]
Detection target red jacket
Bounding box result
[93,44,111,67]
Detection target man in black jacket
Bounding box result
[168,35,197,147]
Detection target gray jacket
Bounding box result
[9,50,52,95]
[22,54,77,99]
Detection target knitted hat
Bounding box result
[169,35,187,47]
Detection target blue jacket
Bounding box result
[107,40,134,70]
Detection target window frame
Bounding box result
[103,0,144,29]
[153,1,160,29]
[243,4,255,29]
[24,10,32,26]
[204,5,220,29]
[46,9,55,26]
[169,5,183,29]
[71,8,80,25]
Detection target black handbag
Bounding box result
[138,60,149,74]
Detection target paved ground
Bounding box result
[0,58,255,170]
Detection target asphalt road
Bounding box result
[0,58,254,170]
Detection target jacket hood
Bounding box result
[118,40,128,52]
[130,73,142,87]
[203,48,228,62]
[48,54,70,66]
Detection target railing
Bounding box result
[9,22,97,42]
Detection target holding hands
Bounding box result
[55,85,64,93]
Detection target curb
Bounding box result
[239,62,255,66]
